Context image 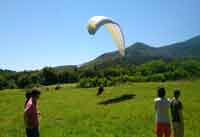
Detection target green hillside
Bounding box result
[82,35,200,69]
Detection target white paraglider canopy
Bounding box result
[87,16,125,56]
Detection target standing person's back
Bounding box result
[24,97,39,128]
[170,89,184,137]
[155,98,170,124]
[97,84,104,96]
[24,88,41,137]
[154,87,171,137]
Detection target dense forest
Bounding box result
[0,59,200,90]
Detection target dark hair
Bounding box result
[31,87,41,97]
[157,87,166,98]
[24,88,41,107]
[25,92,32,99]
[25,91,32,106]
[174,89,180,98]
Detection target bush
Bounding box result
[7,80,17,89]
[16,74,32,88]
[148,74,166,82]
[55,85,62,90]
[79,77,114,88]
[79,78,92,88]
[0,76,7,90]
[129,76,147,82]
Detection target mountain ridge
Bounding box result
[81,35,200,69]
[1,35,200,72]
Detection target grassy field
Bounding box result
[0,80,199,137]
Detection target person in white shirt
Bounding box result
[154,87,171,137]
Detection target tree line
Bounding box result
[0,59,200,90]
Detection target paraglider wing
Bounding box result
[87,16,125,56]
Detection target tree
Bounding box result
[58,71,78,83]
[0,76,7,90]
[41,67,58,85]
[16,74,32,88]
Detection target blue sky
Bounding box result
[0,0,199,71]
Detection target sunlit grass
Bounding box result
[0,80,199,137]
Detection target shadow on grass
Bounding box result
[98,94,136,105]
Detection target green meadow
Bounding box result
[0,81,199,137]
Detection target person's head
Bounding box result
[31,87,41,100]
[25,91,32,105]
[174,89,181,99]
[25,91,32,100]
[157,87,166,98]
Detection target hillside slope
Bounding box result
[82,35,200,69]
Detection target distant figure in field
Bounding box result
[97,84,104,96]
[24,88,41,137]
[154,87,171,137]
[170,89,184,137]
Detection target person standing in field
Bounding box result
[96,84,104,96]
[154,87,171,137]
[170,89,184,137]
[24,88,41,137]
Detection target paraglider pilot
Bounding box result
[97,84,104,96]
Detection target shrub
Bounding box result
[0,76,7,90]
[148,74,166,82]
[79,77,114,88]
[55,85,62,90]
